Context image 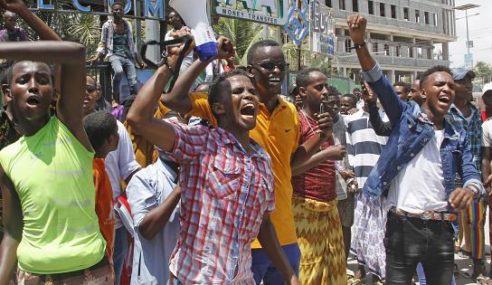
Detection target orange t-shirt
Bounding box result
[93,158,115,259]
[125,101,171,167]
[186,92,300,248]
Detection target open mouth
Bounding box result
[269,77,281,84]
[240,103,256,116]
[438,94,451,104]
[26,95,41,106]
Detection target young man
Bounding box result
[96,1,145,103]
[290,68,347,284]
[165,10,193,74]
[161,39,331,284]
[448,68,485,279]
[0,41,110,284]
[84,72,141,285]
[83,111,120,261]
[393,81,410,101]
[127,48,299,284]
[345,81,388,282]
[340,93,357,115]
[126,150,181,284]
[347,14,483,284]
[0,11,27,42]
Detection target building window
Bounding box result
[396,45,401,57]
[352,0,358,12]
[372,42,378,53]
[391,5,396,18]
[433,13,438,26]
[339,0,346,10]
[345,39,352,52]
[415,10,420,23]
[403,7,409,21]
[368,0,374,15]
[384,44,390,56]
[379,3,385,17]
[424,12,430,24]
[325,0,332,7]
[409,46,414,58]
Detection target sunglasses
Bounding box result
[86,85,97,93]
[255,62,287,72]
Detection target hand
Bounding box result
[0,0,28,14]
[340,169,355,180]
[448,187,475,210]
[217,36,235,60]
[315,112,333,138]
[347,14,367,45]
[347,179,359,193]
[361,82,377,103]
[347,107,358,115]
[326,145,346,160]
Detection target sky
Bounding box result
[448,0,492,68]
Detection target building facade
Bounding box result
[326,0,456,82]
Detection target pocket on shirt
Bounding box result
[206,162,241,199]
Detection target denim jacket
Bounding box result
[361,64,483,201]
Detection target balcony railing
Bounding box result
[335,54,451,68]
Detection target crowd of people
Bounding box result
[0,1,491,285]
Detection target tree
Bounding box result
[474,61,492,84]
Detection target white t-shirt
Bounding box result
[387,129,447,214]
[482,119,492,147]
[105,120,141,228]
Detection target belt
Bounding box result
[390,208,457,222]
[39,257,109,282]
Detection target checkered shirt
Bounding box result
[167,121,275,284]
[449,104,482,171]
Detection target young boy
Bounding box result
[83,111,120,261]
[127,53,299,283]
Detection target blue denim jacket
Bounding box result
[361,64,483,201]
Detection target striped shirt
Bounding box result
[344,109,388,190]
[167,121,275,284]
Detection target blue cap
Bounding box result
[451,67,475,81]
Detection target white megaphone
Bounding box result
[169,0,218,61]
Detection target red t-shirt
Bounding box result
[291,111,337,202]
[93,158,115,260]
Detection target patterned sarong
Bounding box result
[293,196,346,285]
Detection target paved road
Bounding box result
[347,208,491,285]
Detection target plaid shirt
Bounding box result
[167,121,275,284]
[449,104,482,171]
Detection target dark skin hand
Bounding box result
[448,187,475,210]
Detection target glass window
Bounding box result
[379,3,385,17]
[403,7,409,21]
[352,0,358,12]
[415,10,420,23]
[391,5,396,19]
[339,0,346,10]
[368,0,374,15]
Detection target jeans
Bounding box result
[385,212,455,285]
[251,243,301,285]
[109,55,137,101]
[113,226,129,285]
[416,262,456,285]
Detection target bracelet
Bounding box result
[349,41,366,50]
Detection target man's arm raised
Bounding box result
[0,0,61,41]
[126,62,176,152]
[161,36,235,114]
[0,41,91,150]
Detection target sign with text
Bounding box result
[214,0,288,25]
[35,0,165,20]
[310,0,335,57]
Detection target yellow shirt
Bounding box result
[125,101,171,167]
[187,92,300,247]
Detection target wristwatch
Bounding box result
[350,41,366,50]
